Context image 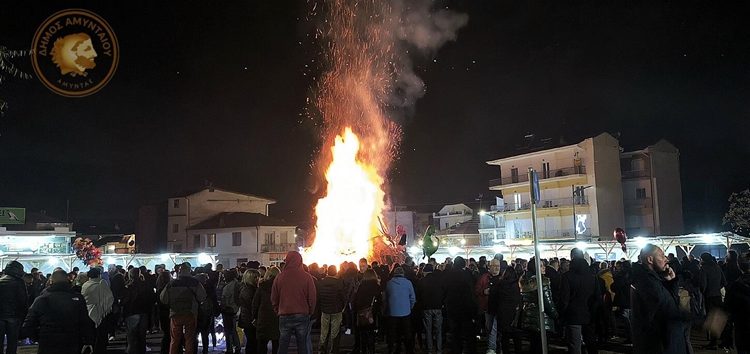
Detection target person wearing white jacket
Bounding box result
[82,267,114,354]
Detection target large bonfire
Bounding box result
[303,0,467,265]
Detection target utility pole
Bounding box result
[528,168,547,354]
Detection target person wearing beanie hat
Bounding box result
[82,267,114,354]
[0,261,28,354]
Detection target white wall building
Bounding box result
[483,133,683,243]
[433,203,474,230]
[620,140,684,236]
[485,133,624,241]
[187,212,297,267]
[167,187,276,252]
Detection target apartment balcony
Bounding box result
[621,169,650,179]
[508,228,588,240]
[433,210,472,217]
[497,196,589,213]
[480,228,588,243]
[260,243,297,253]
[489,166,586,188]
[624,198,653,209]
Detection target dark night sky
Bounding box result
[1,1,749,233]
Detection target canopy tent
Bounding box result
[410,232,750,263]
[0,252,218,275]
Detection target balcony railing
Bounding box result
[479,228,588,244]
[261,243,297,253]
[489,166,586,187]
[624,198,652,209]
[497,196,588,212]
[621,169,650,179]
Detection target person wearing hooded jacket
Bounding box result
[271,251,317,354]
[0,261,28,354]
[82,267,114,354]
[22,270,95,354]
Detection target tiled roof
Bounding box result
[188,212,294,230]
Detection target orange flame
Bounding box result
[305,128,385,265]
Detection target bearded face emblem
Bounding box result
[50,33,98,76]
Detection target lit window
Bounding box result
[208,234,216,247]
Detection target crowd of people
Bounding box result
[0,243,748,354]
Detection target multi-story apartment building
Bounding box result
[620,140,684,236]
[482,133,683,244]
[166,186,277,252]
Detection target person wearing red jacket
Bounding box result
[271,251,317,354]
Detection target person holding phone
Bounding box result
[631,244,692,354]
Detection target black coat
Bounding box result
[0,272,28,320]
[417,272,445,310]
[699,262,726,298]
[545,266,562,306]
[444,268,478,317]
[612,269,632,310]
[238,283,257,329]
[122,279,155,317]
[317,276,347,314]
[22,283,95,354]
[252,280,279,340]
[492,274,520,331]
[726,273,750,350]
[630,263,692,354]
[558,258,599,325]
[353,279,381,329]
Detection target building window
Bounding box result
[193,234,201,248]
[542,162,550,178]
[636,188,647,199]
[173,199,180,208]
[265,232,275,245]
[281,231,289,243]
[514,193,522,210]
[208,233,216,247]
[511,168,519,183]
[172,224,179,233]
[232,232,242,246]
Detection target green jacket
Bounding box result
[519,274,558,332]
